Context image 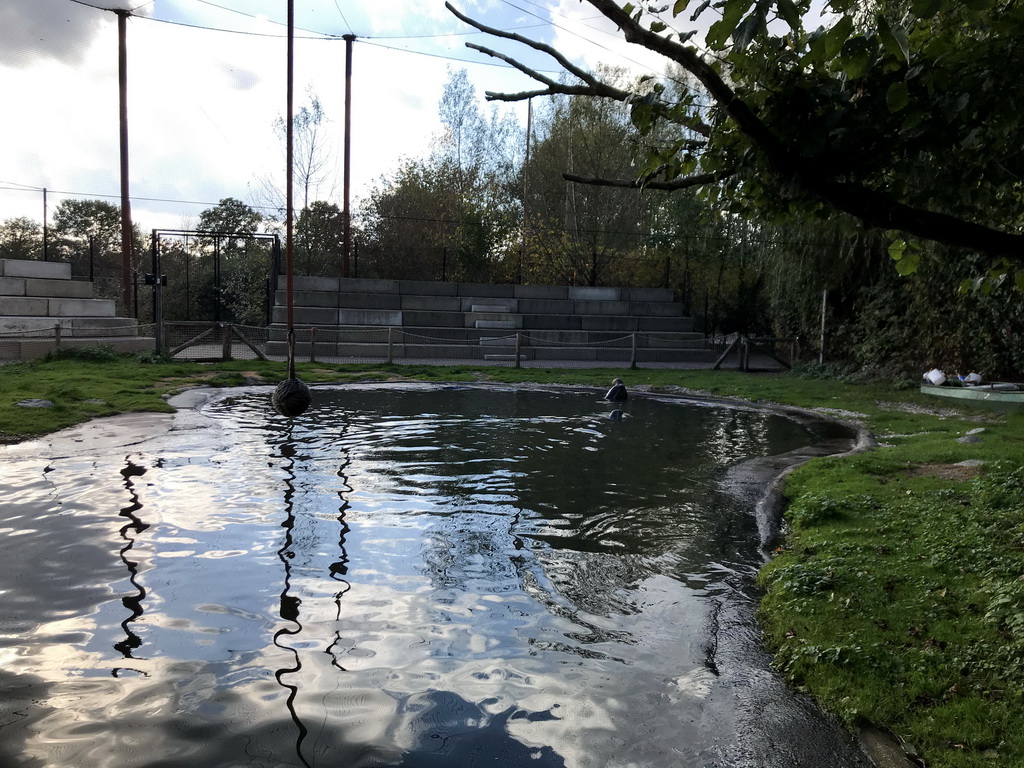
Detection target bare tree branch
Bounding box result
[564,169,735,191]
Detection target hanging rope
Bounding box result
[272,0,312,418]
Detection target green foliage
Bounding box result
[0,216,43,261]
[45,345,124,363]
[357,68,521,282]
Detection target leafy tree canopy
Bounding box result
[0,216,42,261]
[52,199,121,247]
[197,198,263,242]
[447,0,1024,280]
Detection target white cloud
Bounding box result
[0,1,677,232]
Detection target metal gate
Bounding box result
[147,229,282,360]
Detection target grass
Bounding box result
[2,350,1023,767]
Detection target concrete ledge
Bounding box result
[293,276,339,292]
[457,282,514,298]
[518,299,574,314]
[522,314,582,331]
[575,300,629,316]
[580,316,637,332]
[0,297,48,316]
[339,277,400,293]
[569,286,620,301]
[27,278,94,299]
[338,309,403,326]
[274,306,338,325]
[401,296,461,312]
[337,292,401,310]
[400,279,457,296]
[402,310,465,328]
[514,285,567,300]
[479,335,517,346]
[277,290,339,308]
[524,330,590,345]
[466,312,521,329]
[0,259,71,280]
[49,298,116,318]
[401,327,474,342]
[0,277,26,296]
[463,298,517,312]
[474,320,517,330]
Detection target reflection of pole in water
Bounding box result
[325,422,352,671]
[114,458,150,665]
[273,439,312,768]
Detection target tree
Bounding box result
[446,0,1024,278]
[0,217,43,261]
[50,199,142,308]
[522,74,657,286]
[357,72,522,282]
[296,201,344,275]
[195,198,269,324]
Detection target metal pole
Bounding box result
[151,229,163,354]
[519,97,531,285]
[342,34,355,279]
[515,332,522,369]
[387,326,394,364]
[285,0,295,345]
[42,188,49,261]
[214,237,221,322]
[89,235,95,283]
[116,9,134,314]
[630,332,638,370]
[819,289,828,365]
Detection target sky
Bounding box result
[0,0,689,235]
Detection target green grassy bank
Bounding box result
[2,349,1022,767]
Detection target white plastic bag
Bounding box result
[924,368,946,386]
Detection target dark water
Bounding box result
[0,385,871,768]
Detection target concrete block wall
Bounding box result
[270,275,704,363]
[0,258,153,361]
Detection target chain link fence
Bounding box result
[153,322,798,371]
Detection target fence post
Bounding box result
[309,327,317,362]
[515,332,522,369]
[630,332,638,370]
[387,326,394,365]
[221,323,232,361]
[740,337,748,372]
[54,323,62,349]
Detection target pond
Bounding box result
[0,384,872,768]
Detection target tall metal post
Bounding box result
[116,10,134,313]
[342,34,355,279]
[286,0,295,333]
[151,230,163,354]
[42,188,49,261]
[819,289,828,365]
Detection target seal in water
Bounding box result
[604,378,628,402]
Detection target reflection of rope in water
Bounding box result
[325,419,353,673]
[273,439,312,768]
[113,458,150,668]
